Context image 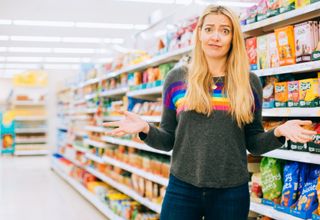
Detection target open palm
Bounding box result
[103,111,149,137]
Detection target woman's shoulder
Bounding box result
[249,72,262,90]
[164,65,188,87]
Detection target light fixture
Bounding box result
[0,20,12,25]
[13,20,75,27]
[0,36,9,41]
[44,57,81,63]
[8,47,52,53]
[0,47,7,52]
[53,48,95,54]
[5,63,40,69]
[196,0,256,7]
[10,36,61,42]
[62,37,102,43]
[6,57,43,62]
[43,64,80,70]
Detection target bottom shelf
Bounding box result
[14,150,50,156]
[250,202,303,220]
[51,162,124,220]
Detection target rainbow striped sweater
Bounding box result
[139,66,285,188]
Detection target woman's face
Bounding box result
[199,13,233,60]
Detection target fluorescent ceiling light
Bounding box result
[43,64,80,70]
[53,48,95,54]
[196,0,256,7]
[13,20,75,27]
[44,57,81,63]
[8,47,52,53]
[62,37,101,43]
[76,22,134,29]
[115,0,174,3]
[0,20,12,25]
[5,63,40,69]
[0,57,5,62]
[134,24,149,30]
[0,47,7,52]
[6,57,43,62]
[0,36,9,41]
[10,36,61,42]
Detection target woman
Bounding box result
[104,5,316,220]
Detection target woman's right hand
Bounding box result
[103,111,150,137]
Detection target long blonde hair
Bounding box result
[185,5,254,128]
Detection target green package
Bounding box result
[260,157,283,200]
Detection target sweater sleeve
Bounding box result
[138,67,184,152]
[245,73,286,156]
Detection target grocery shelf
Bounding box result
[12,101,46,106]
[100,87,128,97]
[63,154,84,168]
[101,136,172,156]
[263,149,320,165]
[252,60,320,77]
[85,167,162,214]
[103,156,169,186]
[51,163,125,220]
[85,153,105,164]
[82,78,100,87]
[140,116,161,123]
[102,46,192,81]
[242,1,320,36]
[74,99,86,105]
[127,86,163,98]
[84,126,106,133]
[250,202,302,220]
[84,139,107,148]
[84,93,97,101]
[15,116,47,121]
[73,144,89,153]
[14,150,49,156]
[15,138,47,144]
[262,108,320,117]
[15,128,47,134]
[103,116,124,121]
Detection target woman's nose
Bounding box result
[209,31,220,41]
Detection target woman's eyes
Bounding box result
[222,29,230,35]
[204,27,212,33]
[203,27,231,35]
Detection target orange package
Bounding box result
[288,81,300,107]
[275,26,296,66]
[275,82,288,107]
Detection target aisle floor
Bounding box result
[0,155,108,220]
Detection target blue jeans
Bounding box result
[160,174,250,220]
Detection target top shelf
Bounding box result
[101,46,192,81]
[242,1,320,37]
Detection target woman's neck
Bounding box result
[207,57,227,77]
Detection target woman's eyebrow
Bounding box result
[203,24,231,28]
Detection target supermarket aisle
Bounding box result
[0,156,108,220]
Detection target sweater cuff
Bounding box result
[269,128,286,146]
[138,123,156,143]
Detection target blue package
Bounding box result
[281,162,300,207]
[298,163,310,197]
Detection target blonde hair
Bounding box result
[185,5,254,127]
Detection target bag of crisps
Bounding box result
[281,162,299,207]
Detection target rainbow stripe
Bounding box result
[164,81,230,115]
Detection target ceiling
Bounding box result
[0,0,255,77]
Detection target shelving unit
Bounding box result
[127,86,163,98]
[100,87,128,97]
[262,108,320,117]
[250,202,302,220]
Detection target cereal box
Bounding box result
[257,0,270,21]
[246,37,258,70]
[295,0,310,8]
[279,0,295,13]
[288,81,300,107]
[257,35,269,70]
[275,82,288,107]
[299,78,319,107]
[268,0,281,17]
[294,22,313,63]
[275,26,296,66]
[267,33,280,67]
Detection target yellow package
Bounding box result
[299,78,319,107]
[275,26,296,66]
[317,176,320,215]
[275,82,288,107]
[295,0,310,9]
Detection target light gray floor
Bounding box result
[0,155,108,220]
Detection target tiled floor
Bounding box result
[0,155,108,220]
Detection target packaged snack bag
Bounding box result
[257,35,269,70]
[294,22,314,63]
[281,162,300,207]
[274,81,288,107]
[263,76,279,108]
[257,0,270,21]
[251,172,263,198]
[246,37,258,70]
[260,157,283,203]
[308,123,320,154]
[246,5,258,24]
[268,0,281,17]
[316,175,320,215]
[288,81,300,107]
[298,163,310,197]
[279,0,295,13]
[275,26,296,66]
[295,0,310,8]
[267,33,280,68]
[299,78,319,107]
[295,165,320,213]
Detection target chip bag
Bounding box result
[281,162,299,207]
[298,163,310,197]
[260,157,283,202]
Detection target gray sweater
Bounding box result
[139,66,285,188]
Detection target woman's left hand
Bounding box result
[274,120,317,143]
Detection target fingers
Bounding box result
[300,128,317,136]
[103,121,120,127]
[296,120,312,126]
[124,111,138,118]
